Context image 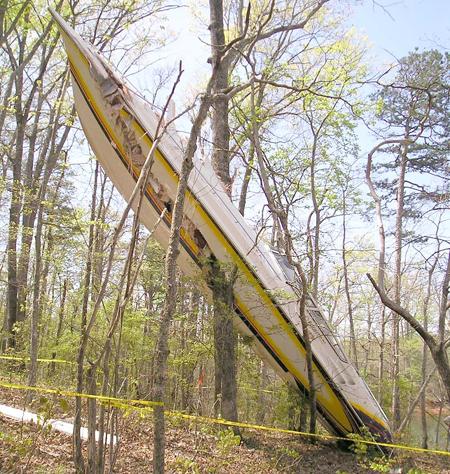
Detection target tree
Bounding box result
[206,0,239,426]
[367,49,450,429]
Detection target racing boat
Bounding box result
[50,9,392,445]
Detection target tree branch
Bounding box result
[366,272,436,349]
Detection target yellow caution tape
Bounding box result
[0,380,449,457]
[0,355,74,365]
[163,411,450,457]
[0,381,162,407]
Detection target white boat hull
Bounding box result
[51,10,391,444]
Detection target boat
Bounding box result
[50,9,392,445]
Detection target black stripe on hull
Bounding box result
[353,407,393,445]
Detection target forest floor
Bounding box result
[0,387,449,473]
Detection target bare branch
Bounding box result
[366,272,436,349]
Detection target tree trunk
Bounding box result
[27,203,44,395]
[209,0,232,195]
[208,0,239,430]
[51,278,68,372]
[309,135,320,299]
[73,162,99,473]
[342,190,358,368]
[392,143,408,430]
[420,264,435,448]
[205,259,239,426]
[237,143,254,216]
[377,307,386,401]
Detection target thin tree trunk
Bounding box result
[378,307,386,401]
[309,134,320,299]
[420,263,436,448]
[26,203,44,396]
[73,162,99,473]
[342,189,358,368]
[392,143,408,430]
[237,144,254,216]
[87,366,97,474]
[51,278,68,372]
[250,80,317,433]
[397,366,436,434]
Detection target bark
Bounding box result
[208,0,239,431]
[205,259,239,425]
[366,138,409,415]
[5,39,26,346]
[295,265,317,434]
[86,366,97,474]
[16,41,63,324]
[237,143,254,216]
[51,278,68,371]
[26,203,44,396]
[377,307,386,401]
[209,0,232,195]
[365,140,408,292]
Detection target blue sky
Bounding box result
[350,0,449,60]
[155,0,450,112]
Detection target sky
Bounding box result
[351,0,449,60]
[144,0,450,131]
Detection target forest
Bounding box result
[0,0,449,473]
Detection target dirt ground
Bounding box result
[0,387,449,473]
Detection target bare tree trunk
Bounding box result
[27,204,44,395]
[237,143,254,216]
[420,262,436,448]
[205,259,239,426]
[5,80,25,347]
[86,366,97,474]
[51,278,68,372]
[208,0,239,429]
[365,304,372,371]
[296,267,317,434]
[391,144,408,430]
[73,162,99,473]
[366,140,393,409]
[378,307,386,401]
[209,0,232,195]
[342,189,358,368]
[309,134,320,299]
[250,79,317,433]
